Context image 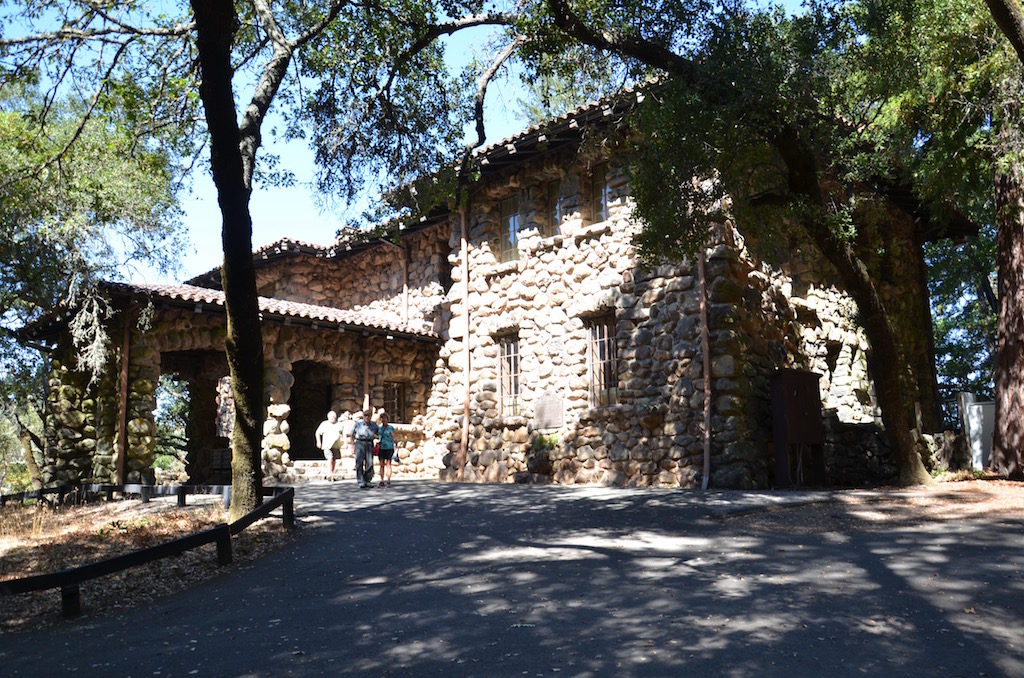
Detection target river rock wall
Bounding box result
[253,224,450,333]
[430,149,936,488]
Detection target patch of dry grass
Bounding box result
[0,496,296,632]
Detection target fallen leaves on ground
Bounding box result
[0,494,296,632]
[725,478,1024,534]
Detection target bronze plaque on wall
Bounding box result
[534,394,564,430]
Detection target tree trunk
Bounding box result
[19,433,42,490]
[775,128,930,486]
[191,0,265,520]
[911,237,944,433]
[991,136,1024,480]
[810,220,932,485]
[14,414,43,490]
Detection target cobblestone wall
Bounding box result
[40,151,937,490]
[254,224,450,332]
[430,149,937,488]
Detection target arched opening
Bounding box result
[161,350,231,483]
[154,373,189,482]
[288,360,333,460]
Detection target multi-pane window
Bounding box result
[383,382,406,423]
[544,179,562,238]
[587,315,618,407]
[498,196,521,262]
[591,162,611,223]
[499,334,521,416]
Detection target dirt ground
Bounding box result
[1,476,1020,633]
[725,476,1024,533]
[0,494,296,632]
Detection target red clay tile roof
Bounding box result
[470,79,654,169]
[253,237,335,258]
[106,281,438,341]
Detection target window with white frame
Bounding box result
[587,315,618,407]
[499,334,521,416]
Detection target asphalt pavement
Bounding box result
[1,480,1022,677]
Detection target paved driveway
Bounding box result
[1,481,1022,676]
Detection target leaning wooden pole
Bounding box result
[698,253,712,490]
[116,306,133,486]
[362,337,370,413]
[458,204,471,481]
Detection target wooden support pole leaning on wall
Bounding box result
[362,336,370,413]
[402,244,409,324]
[459,205,471,481]
[698,254,712,491]
[116,306,134,486]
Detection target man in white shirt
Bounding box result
[315,410,344,481]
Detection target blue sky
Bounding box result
[146,27,528,285]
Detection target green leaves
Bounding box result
[0,84,184,399]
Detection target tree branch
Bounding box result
[547,0,696,77]
[238,0,296,188]
[0,35,134,193]
[471,36,528,149]
[984,0,1024,66]
[13,413,44,457]
[0,21,194,48]
[291,0,350,48]
[378,13,515,104]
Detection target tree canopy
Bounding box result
[3,0,1020,488]
[294,0,1020,484]
[0,80,184,402]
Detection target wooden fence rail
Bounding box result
[0,485,295,617]
[0,483,239,508]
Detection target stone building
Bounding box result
[28,88,953,489]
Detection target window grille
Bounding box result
[587,315,618,407]
[383,382,406,423]
[499,334,521,416]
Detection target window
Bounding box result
[587,315,618,407]
[499,334,521,416]
[383,382,407,423]
[498,196,521,262]
[544,179,562,238]
[591,163,611,223]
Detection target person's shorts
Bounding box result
[377,447,394,461]
[323,446,340,460]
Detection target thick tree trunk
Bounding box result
[191,0,265,520]
[14,414,43,489]
[811,221,932,485]
[991,147,1024,479]
[775,128,930,486]
[19,433,42,490]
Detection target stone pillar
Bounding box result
[122,341,159,484]
[184,374,221,484]
[43,354,100,485]
[262,360,294,481]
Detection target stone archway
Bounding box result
[161,350,231,483]
[287,360,333,461]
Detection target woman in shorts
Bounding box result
[376,410,396,488]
